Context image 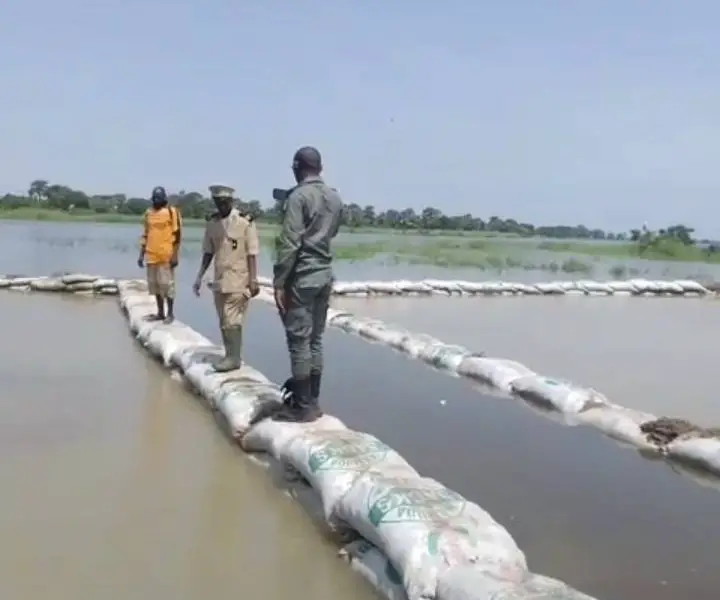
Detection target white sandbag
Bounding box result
[241,414,346,457]
[399,334,444,360]
[215,379,284,437]
[534,282,564,294]
[8,277,34,287]
[513,283,541,295]
[333,281,369,295]
[575,404,657,450]
[654,280,684,294]
[359,324,408,347]
[456,357,535,393]
[91,277,117,290]
[674,279,708,294]
[510,375,607,414]
[98,285,119,295]
[438,567,597,600]
[61,273,98,284]
[576,280,613,294]
[283,429,418,524]
[367,282,403,294]
[29,277,66,291]
[667,436,720,476]
[334,472,527,600]
[341,540,408,600]
[423,279,463,294]
[66,281,96,292]
[416,343,475,372]
[398,281,433,294]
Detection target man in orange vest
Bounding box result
[137,186,182,323]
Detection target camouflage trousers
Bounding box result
[282,282,332,380]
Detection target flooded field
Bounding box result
[333,295,720,426]
[1,220,720,598]
[0,293,374,600]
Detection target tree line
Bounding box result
[0,179,700,243]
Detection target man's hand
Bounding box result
[170,253,179,269]
[248,279,260,298]
[137,256,144,268]
[274,287,287,316]
[192,278,202,297]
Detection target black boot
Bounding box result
[271,377,321,423]
[310,370,322,401]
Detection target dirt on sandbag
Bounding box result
[640,417,720,446]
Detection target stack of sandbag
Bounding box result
[118,280,282,437]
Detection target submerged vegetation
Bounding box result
[4,180,719,275]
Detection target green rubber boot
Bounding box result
[214,327,243,372]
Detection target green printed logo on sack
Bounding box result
[367,479,468,526]
[307,432,392,474]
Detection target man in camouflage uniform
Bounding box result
[192,184,260,372]
[270,147,343,422]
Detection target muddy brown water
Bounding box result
[0,293,375,600]
[333,295,720,427]
[1,219,719,598]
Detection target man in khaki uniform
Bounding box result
[192,184,260,372]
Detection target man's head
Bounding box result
[151,186,168,208]
[209,184,235,217]
[291,146,322,184]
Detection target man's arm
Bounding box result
[171,208,182,263]
[138,210,149,264]
[195,225,214,283]
[246,221,260,288]
[273,191,305,289]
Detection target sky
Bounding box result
[1,0,718,234]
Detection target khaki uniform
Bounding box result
[202,207,260,330]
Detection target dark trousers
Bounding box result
[282,282,332,380]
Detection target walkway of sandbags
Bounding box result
[3,272,720,599]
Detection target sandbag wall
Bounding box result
[4,273,720,486]
[0,273,597,600]
[257,276,715,297]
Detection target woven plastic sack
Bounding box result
[333,471,527,600]
[437,567,596,600]
[341,540,408,600]
[456,357,535,393]
[283,429,418,525]
[241,414,346,457]
[510,375,606,414]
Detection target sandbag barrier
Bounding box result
[0,273,119,295]
[252,290,720,488]
[0,274,596,600]
[257,276,715,297]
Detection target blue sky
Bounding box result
[1,0,718,234]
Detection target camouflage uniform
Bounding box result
[273,165,343,418]
[203,184,260,371]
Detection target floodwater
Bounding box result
[0,293,374,600]
[1,220,720,599]
[333,295,720,426]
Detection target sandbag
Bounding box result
[575,404,657,450]
[214,380,283,437]
[341,540,408,600]
[437,567,597,600]
[282,429,418,525]
[61,273,98,284]
[456,357,535,393]
[416,343,476,372]
[29,277,66,292]
[334,471,527,600]
[241,414,347,457]
[510,375,607,414]
[399,334,445,360]
[66,281,95,292]
[667,436,720,476]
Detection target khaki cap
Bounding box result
[209,184,235,199]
